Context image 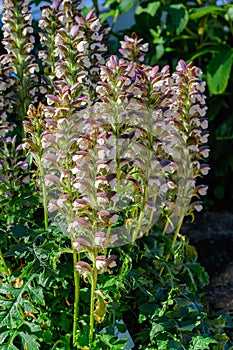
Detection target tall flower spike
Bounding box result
[0,0,40,139]
[39,0,80,82]
[39,1,109,98]
[162,60,209,230]
[23,103,47,158]
[41,82,90,234]
[39,4,60,82]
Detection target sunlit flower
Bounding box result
[76,261,92,275]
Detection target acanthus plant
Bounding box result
[0,0,215,349]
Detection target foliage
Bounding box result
[100,0,233,208]
[0,1,232,349]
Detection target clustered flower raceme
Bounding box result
[39,0,109,97]
[161,60,210,229]
[0,0,46,135]
[38,0,81,81]
[23,103,47,157]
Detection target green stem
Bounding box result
[162,216,171,235]
[184,26,198,38]
[20,80,27,141]
[0,250,11,277]
[130,182,148,244]
[104,104,121,254]
[37,155,49,230]
[159,210,185,277]
[93,0,100,16]
[89,248,98,347]
[144,193,158,234]
[72,246,80,347]
[131,207,145,245]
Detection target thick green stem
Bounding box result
[144,193,158,234]
[0,250,11,277]
[37,155,49,230]
[131,206,145,244]
[72,246,80,347]
[89,248,98,347]
[93,0,99,16]
[162,216,170,235]
[159,210,185,277]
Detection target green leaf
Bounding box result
[225,5,233,22]
[189,6,224,20]
[166,4,189,35]
[100,9,115,23]
[19,332,40,350]
[60,312,72,332]
[150,323,165,338]
[0,328,19,350]
[139,302,157,317]
[4,243,29,258]
[29,286,45,305]
[150,44,165,65]
[135,2,160,17]
[118,0,138,14]
[189,335,217,349]
[104,0,118,6]
[190,48,213,62]
[0,329,11,343]
[11,224,30,238]
[0,276,45,328]
[22,299,35,313]
[2,343,19,350]
[207,49,233,94]
[157,339,169,349]
[177,319,198,331]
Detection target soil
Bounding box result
[182,210,233,314]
